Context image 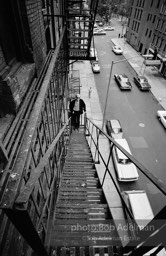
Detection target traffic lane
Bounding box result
[104,66,166,215]
[108,64,166,184]
[93,34,125,109]
[94,37,166,184]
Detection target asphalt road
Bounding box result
[93,18,166,214]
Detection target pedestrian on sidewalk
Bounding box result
[69,94,86,131]
[89,87,92,98]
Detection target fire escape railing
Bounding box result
[66,0,99,60]
[85,117,166,256]
[0,28,69,256]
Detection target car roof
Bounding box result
[114,138,131,160]
[125,190,154,228]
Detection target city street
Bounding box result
[93,18,166,213]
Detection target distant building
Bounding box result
[127,0,166,77]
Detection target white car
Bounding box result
[106,119,123,139]
[90,47,99,61]
[112,45,123,55]
[104,26,115,31]
[122,190,166,255]
[114,74,132,90]
[112,138,139,182]
[91,61,100,73]
[122,190,154,229]
[93,29,106,35]
[157,110,166,128]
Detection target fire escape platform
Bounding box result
[47,130,122,253]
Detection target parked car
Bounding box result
[112,138,139,182]
[106,119,123,139]
[114,74,132,90]
[104,26,115,31]
[93,29,106,35]
[112,45,123,55]
[98,22,103,26]
[122,190,166,255]
[91,61,100,73]
[90,47,99,61]
[157,110,166,128]
[122,190,154,229]
[134,75,151,91]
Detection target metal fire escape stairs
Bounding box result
[66,0,99,61]
[47,127,122,255]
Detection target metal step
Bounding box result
[48,131,121,249]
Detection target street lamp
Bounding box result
[102,55,139,130]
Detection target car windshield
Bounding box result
[113,128,121,134]
[119,158,130,164]
[140,78,146,83]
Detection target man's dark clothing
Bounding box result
[69,98,86,129]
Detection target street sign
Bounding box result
[69,50,96,60]
[144,60,161,66]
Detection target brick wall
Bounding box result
[0,0,47,117]
[26,0,47,75]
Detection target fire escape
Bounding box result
[66,0,98,60]
[1,1,166,256]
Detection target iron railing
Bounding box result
[0,28,69,256]
[85,116,166,255]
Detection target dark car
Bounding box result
[106,119,123,139]
[114,74,132,90]
[134,75,151,91]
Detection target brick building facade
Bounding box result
[0,0,47,117]
[127,0,166,65]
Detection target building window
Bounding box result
[151,0,153,7]
[152,35,155,44]
[157,0,161,8]
[153,15,156,23]
[160,4,165,14]
[149,30,152,38]
[163,43,166,52]
[156,19,160,30]
[137,23,140,32]
[159,39,163,49]
[142,0,145,8]
[145,28,148,36]
[139,10,143,20]
[147,14,150,21]
[160,21,164,31]
[156,37,159,46]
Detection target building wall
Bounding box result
[25,0,47,74]
[0,0,47,117]
[127,0,166,56]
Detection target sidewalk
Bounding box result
[112,38,166,110]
